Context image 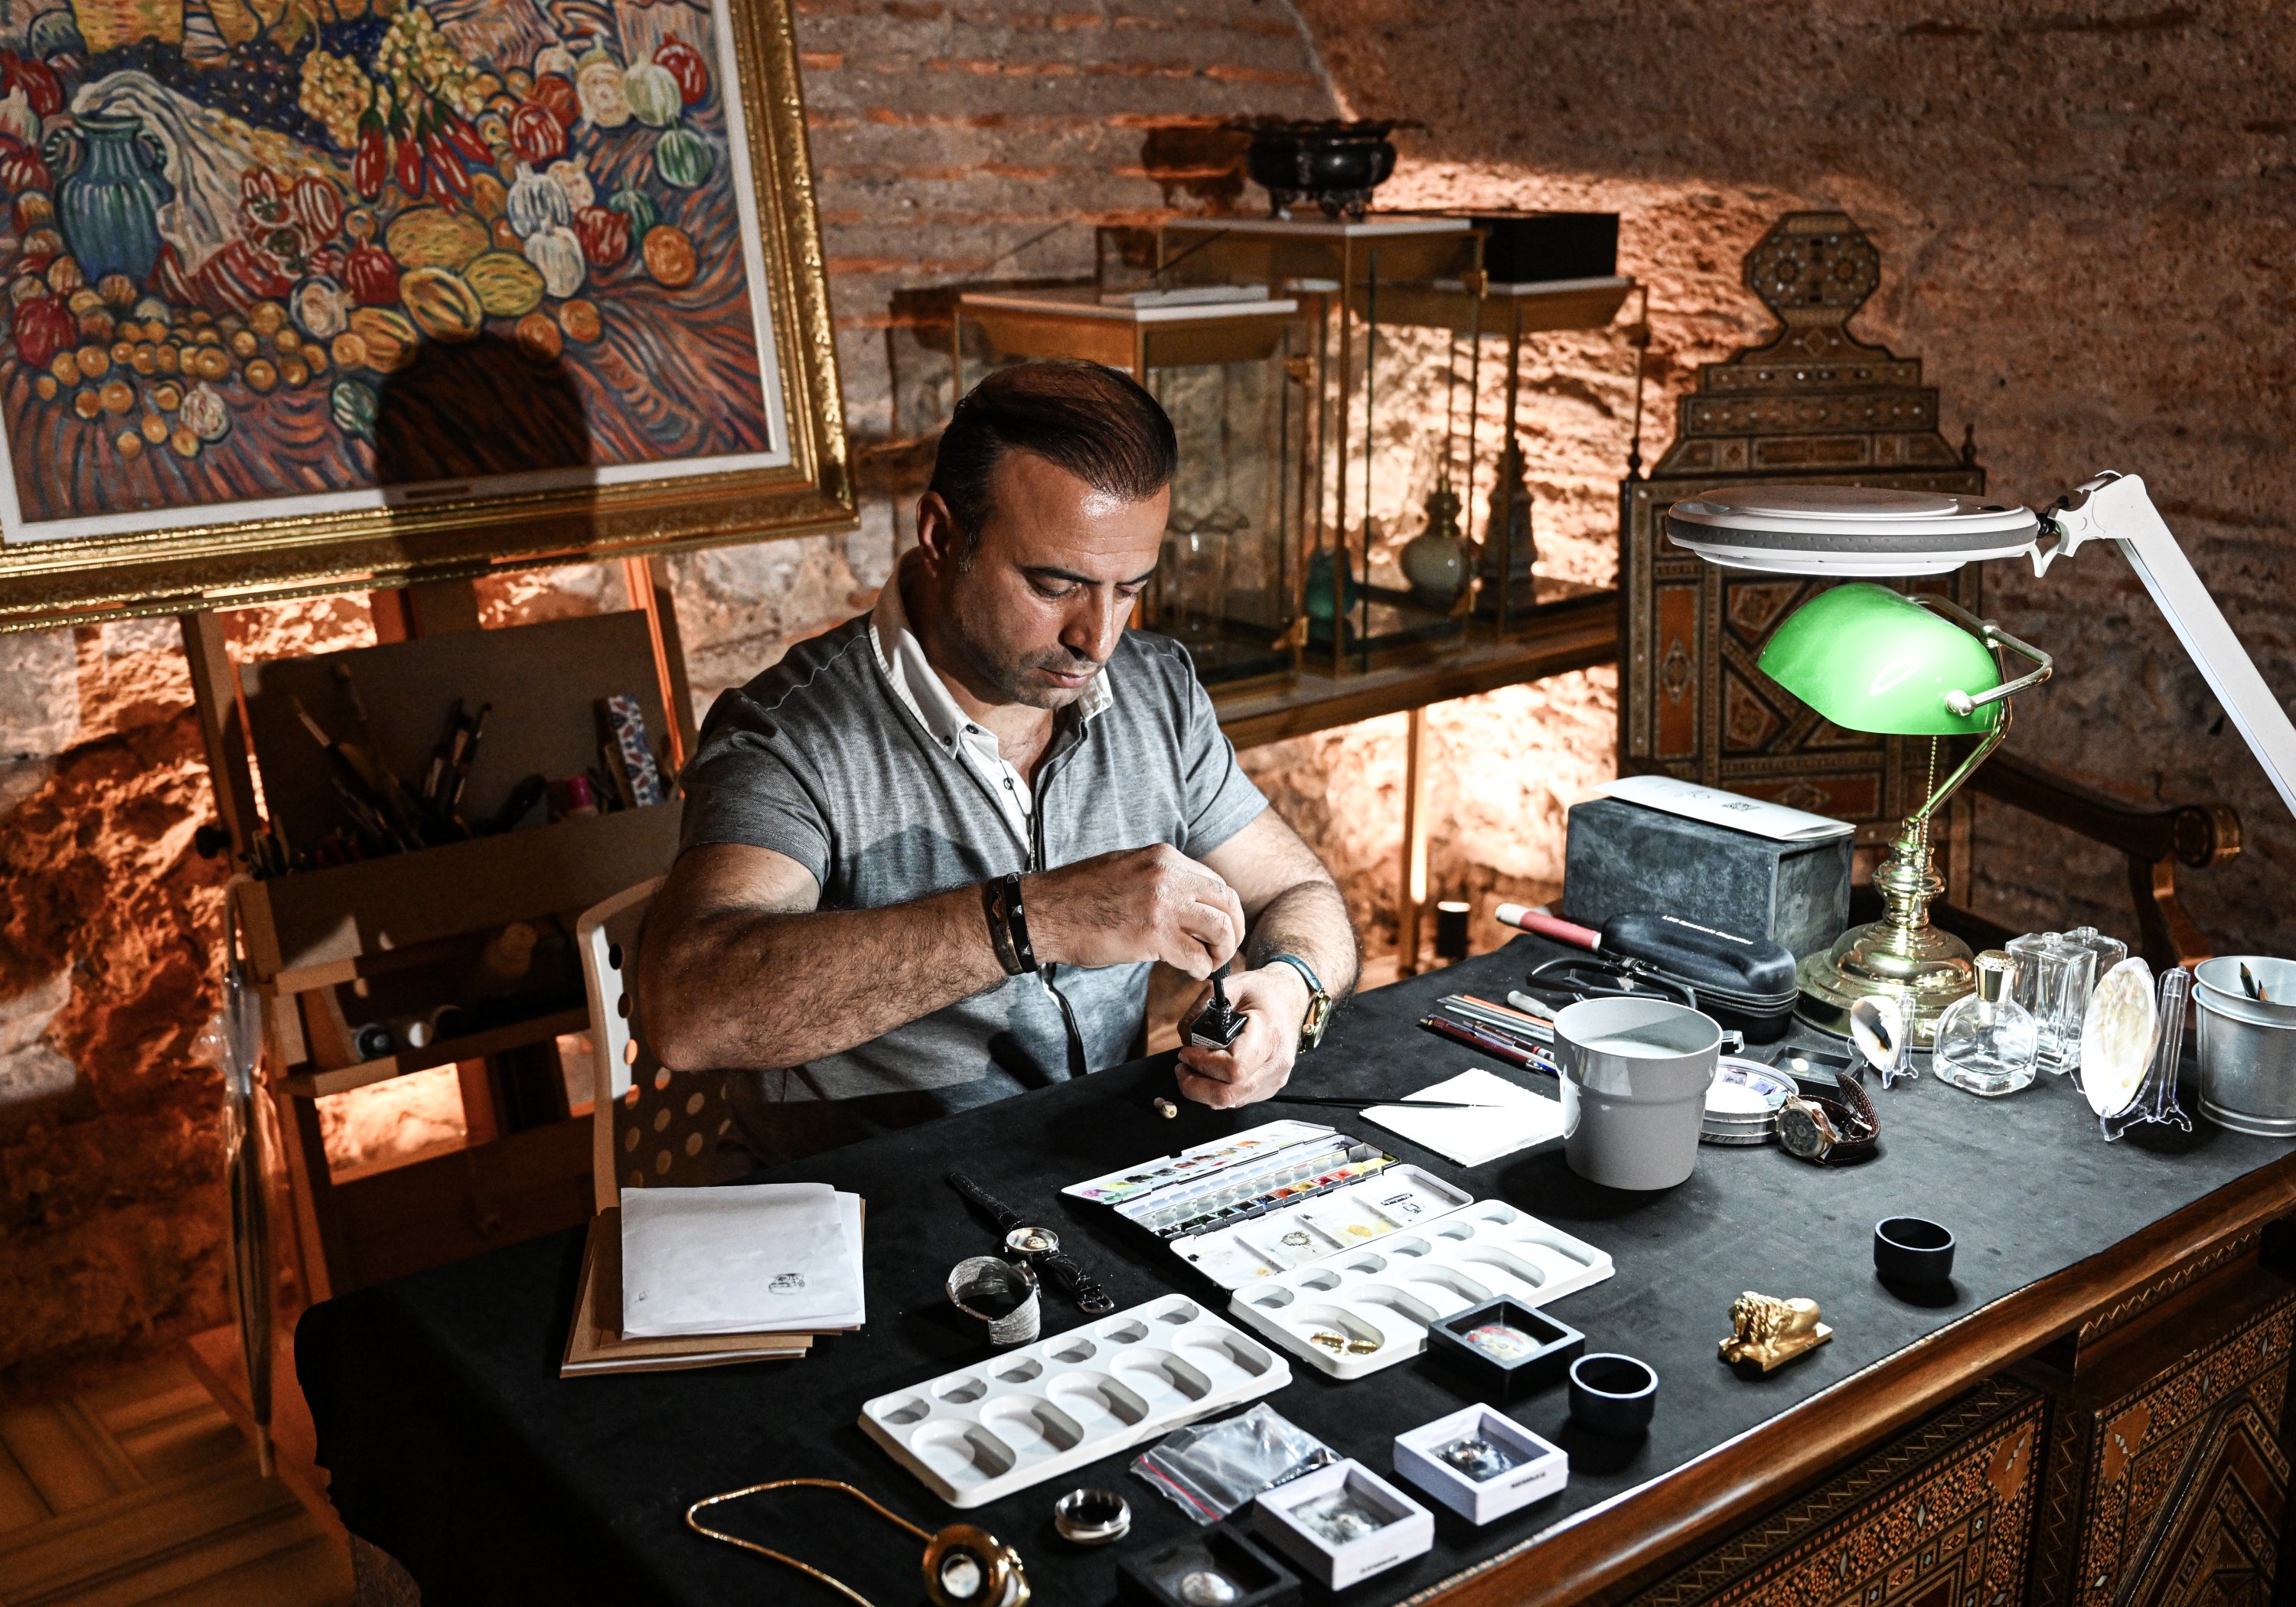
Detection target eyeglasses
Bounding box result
[1521,955,1698,1010]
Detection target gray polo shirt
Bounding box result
[677,614,1268,1106]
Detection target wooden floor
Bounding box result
[0,1358,352,1607]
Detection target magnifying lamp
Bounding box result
[1665,471,2296,1040]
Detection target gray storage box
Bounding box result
[1563,797,1852,960]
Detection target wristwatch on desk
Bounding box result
[1263,953,1332,1051]
[1777,1064,1880,1165]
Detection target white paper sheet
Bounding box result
[620,1183,865,1339]
[1599,774,1854,842]
[1359,1068,1565,1167]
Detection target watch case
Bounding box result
[1391,1403,1569,1524]
[1253,1459,1434,1589]
[1424,1296,1586,1400]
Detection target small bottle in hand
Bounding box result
[1188,963,1247,1051]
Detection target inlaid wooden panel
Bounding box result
[2024,1266,2291,1607]
[1620,1380,2045,1607]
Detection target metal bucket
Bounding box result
[2191,960,2296,1137]
[1554,997,1722,1190]
[2192,956,2296,1022]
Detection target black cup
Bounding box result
[1567,1353,1658,1436]
[1874,1217,1955,1286]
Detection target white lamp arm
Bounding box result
[2035,471,2296,819]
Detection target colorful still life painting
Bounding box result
[0,0,788,543]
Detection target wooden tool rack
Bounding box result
[183,563,696,1304]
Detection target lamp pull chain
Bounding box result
[1922,737,1938,846]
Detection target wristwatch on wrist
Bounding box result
[1777,1064,1880,1165]
[1263,953,1333,1051]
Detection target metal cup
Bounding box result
[1552,997,1723,1190]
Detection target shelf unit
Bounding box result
[185,563,698,1309]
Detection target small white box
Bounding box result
[1393,1404,1569,1524]
[1253,1459,1434,1589]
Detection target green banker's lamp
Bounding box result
[1755,582,2053,1045]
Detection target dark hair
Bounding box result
[928,360,1177,559]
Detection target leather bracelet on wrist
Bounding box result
[982,878,1022,975]
[983,873,1038,976]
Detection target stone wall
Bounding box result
[5,0,2291,1386]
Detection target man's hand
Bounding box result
[1176,963,1311,1109]
[1026,845,1244,978]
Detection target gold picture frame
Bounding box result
[0,0,849,631]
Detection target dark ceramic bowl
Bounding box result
[1874,1216,1956,1286]
[1237,119,1400,219]
[1567,1353,1658,1436]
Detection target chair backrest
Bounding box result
[574,877,732,1211]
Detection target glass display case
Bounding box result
[1157,217,1636,661]
[1156,217,1481,674]
[953,285,1310,689]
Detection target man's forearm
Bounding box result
[1245,879,1358,999]
[647,885,1006,1072]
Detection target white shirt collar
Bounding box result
[868,553,1114,748]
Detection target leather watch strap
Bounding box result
[1264,953,1332,1050]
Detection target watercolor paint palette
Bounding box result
[1066,1121,1486,1291]
[859,1293,1290,1508]
[1062,1121,1342,1208]
[1225,1200,1613,1379]
[1171,1165,1473,1289]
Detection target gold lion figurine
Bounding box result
[1718,1291,1832,1374]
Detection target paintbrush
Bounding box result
[1269,1094,1531,1111]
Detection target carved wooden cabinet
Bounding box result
[2018,1257,2292,1607]
[1606,1256,2291,1607]
[1619,1382,2046,1607]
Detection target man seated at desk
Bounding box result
[645,360,1359,1165]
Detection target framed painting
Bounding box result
[0,0,847,628]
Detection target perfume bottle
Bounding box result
[1934,950,2039,1097]
[2005,931,2098,1073]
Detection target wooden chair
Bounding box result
[575,878,739,1208]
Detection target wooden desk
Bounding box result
[293,938,2294,1607]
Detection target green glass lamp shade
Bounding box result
[1758,582,2002,737]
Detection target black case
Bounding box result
[1600,913,1800,1042]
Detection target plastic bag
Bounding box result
[1130,1403,1337,1524]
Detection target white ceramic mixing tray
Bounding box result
[1225,1200,1613,1380]
[859,1292,1291,1508]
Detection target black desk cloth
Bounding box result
[297,937,2292,1606]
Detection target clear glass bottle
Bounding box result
[1934,950,2040,1097]
[2005,931,2098,1073]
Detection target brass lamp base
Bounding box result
[1793,829,1976,1049]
